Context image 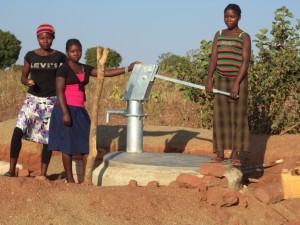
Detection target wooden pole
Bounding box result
[84,47,109,183]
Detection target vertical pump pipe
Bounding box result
[126,100,144,153]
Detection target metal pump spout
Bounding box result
[105,109,127,123]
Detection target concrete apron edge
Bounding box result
[92,151,242,190]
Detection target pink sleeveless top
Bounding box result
[64,73,85,107]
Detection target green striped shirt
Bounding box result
[216,31,245,78]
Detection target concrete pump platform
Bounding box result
[92,151,242,190]
[91,65,242,189]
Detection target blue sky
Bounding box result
[1,0,299,67]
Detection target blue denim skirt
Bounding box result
[48,104,90,154]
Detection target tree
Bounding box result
[157,52,186,71]
[85,46,122,68]
[0,30,21,69]
[248,6,300,134]
[158,41,215,129]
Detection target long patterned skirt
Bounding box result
[213,76,250,153]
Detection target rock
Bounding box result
[206,187,238,207]
[147,181,159,188]
[199,163,227,177]
[176,173,206,190]
[128,180,138,187]
[254,186,284,205]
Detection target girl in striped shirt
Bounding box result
[205,4,251,167]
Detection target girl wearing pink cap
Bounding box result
[4,24,67,178]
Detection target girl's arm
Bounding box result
[21,60,34,86]
[205,32,219,93]
[90,61,141,77]
[56,76,71,126]
[231,33,251,98]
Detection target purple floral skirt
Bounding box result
[16,93,57,144]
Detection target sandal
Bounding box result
[3,172,15,177]
[231,159,241,167]
[209,157,226,163]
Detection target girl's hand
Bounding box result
[26,79,35,87]
[230,82,240,99]
[128,61,142,72]
[205,78,214,94]
[62,113,72,126]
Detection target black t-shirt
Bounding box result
[25,50,67,97]
[56,63,94,85]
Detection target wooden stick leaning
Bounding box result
[84,47,109,183]
[279,122,300,135]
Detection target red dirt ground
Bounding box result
[0,122,300,225]
[0,76,299,224]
